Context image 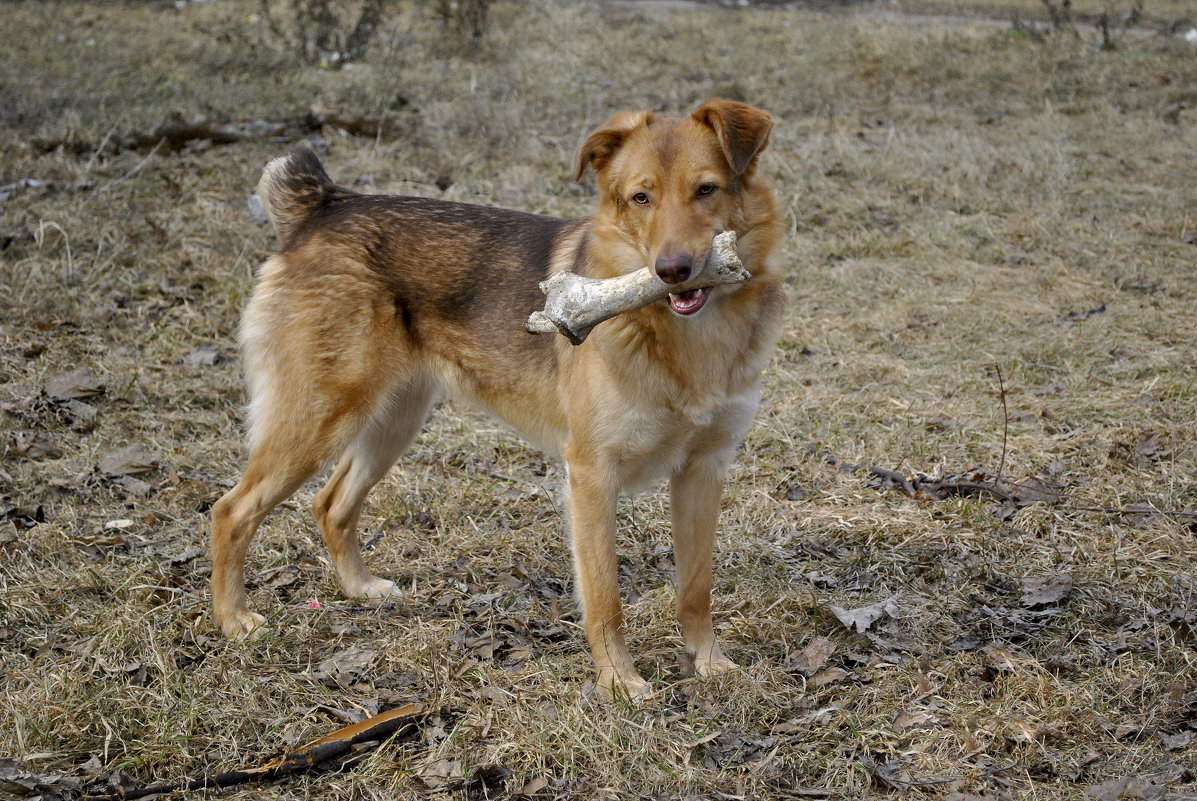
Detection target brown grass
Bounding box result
[2,0,1195,799]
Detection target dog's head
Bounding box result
[574,99,774,316]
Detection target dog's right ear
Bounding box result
[573,110,656,181]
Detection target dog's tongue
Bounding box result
[668,287,709,315]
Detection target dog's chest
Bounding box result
[608,386,760,491]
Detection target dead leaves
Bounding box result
[1020,574,1073,608]
[1085,775,1175,801]
[313,645,378,687]
[786,636,836,677]
[1112,431,1173,469]
[0,757,81,799]
[98,444,157,498]
[10,431,62,460]
[46,368,105,401]
[98,444,155,477]
[827,596,900,634]
[4,367,161,498]
[417,759,516,797]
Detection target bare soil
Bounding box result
[1,1,1195,799]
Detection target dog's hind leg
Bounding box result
[211,436,329,640]
[312,372,439,600]
[212,315,401,638]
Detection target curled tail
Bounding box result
[256,147,343,243]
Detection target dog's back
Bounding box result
[244,148,585,456]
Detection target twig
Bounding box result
[994,365,1008,484]
[810,446,1197,520]
[35,113,407,156]
[82,702,428,801]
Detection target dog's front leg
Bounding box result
[565,460,651,700]
[671,455,737,678]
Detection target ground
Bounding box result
[1,0,1195,799]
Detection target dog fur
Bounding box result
[211,99,786,699]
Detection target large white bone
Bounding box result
[526,231,748,345]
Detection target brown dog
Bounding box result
[211,99,785,699]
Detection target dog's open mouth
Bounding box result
[668,287,711,316]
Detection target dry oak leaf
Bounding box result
[788,636,837,676]
[12,431,62,460]
[1020,574,1072,608]
[419,759,464,790]
[827,595,899,633]
[99,444,156,477]
[313,645,377,686]
[46,368,104,400]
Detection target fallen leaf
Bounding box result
[981,643,1017,672]
[812,666,849,687]
[1158,730,1193,751]
[60,399,98,430]
[788,636,837,676]
[452,628,498,660]
[0,520,18,546]
[520,776,549,796]
[12,431,62,460]
[99,444,156,476]
[1020,574,1072,608]
[419,758,464,789]
[1,504,45,528]
[1085,776,1165,801]
[313,645,377,686]
[186,346,221,367]
[1114,718,1146,740]
[784,483,808,501]
[893,710,933,732]
[111,475,153,498]
[46,368,104,400]
[827,597,897,633]
[1133,432,1171,464]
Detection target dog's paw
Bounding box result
[596,669,654,703]
[681,645,737,678]
[221,611,268,641]
[695,652,737,678]
[353,576,405,600]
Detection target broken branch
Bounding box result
[82,702,428,801]
[526,230,748,345]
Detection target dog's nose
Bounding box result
[654,253,693,285]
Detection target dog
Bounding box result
[211,99,785,699]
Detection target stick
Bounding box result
[82,703,428,801]
[526,231,748,345]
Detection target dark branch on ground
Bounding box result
[81,703,428,801]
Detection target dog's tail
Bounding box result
[256,147,342,243]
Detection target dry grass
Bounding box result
[2,0,1195,799]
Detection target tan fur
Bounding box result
[211,100,786,699]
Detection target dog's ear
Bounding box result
[691,100,773,176]
[573,110,656,181]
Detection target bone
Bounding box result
[526,231,748,345]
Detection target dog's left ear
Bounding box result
[691,100,773,176]
[573,110,656,181]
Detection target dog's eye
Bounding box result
[631,192,650,206]
[697,183,718,197]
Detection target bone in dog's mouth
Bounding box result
[668,287,711,315]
